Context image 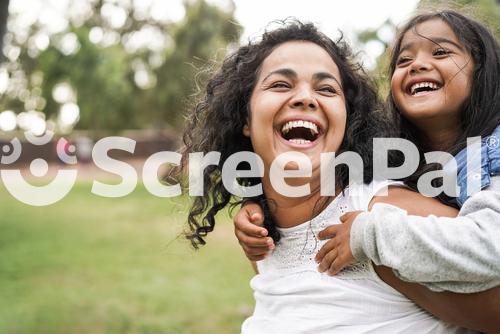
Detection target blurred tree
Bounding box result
[0,0,241,135]
[136,0,241,129]
[36,26,135,132]
[418,0,500,36]
[0,0,9,60]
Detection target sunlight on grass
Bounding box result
[0,182,254,334]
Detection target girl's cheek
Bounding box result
[390,73,400,93]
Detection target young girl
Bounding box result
[315,10,500,293]
[178,21,477,333]
[235,10,500,331]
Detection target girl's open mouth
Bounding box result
[278,119,322,145]
[406,81,443,96]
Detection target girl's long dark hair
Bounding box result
[387,10,500,202]
[177,21,393,248]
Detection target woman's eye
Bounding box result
[433,48,450,56]
[269,82,290,89]
[318,86,336,94]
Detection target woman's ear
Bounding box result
[243,124,250,137]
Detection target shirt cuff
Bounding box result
[350,212,371,262]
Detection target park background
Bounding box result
[0,0,498,333]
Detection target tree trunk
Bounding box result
[0,0,10,62]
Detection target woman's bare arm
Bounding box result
[374,265,500,333]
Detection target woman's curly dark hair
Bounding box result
[176,20,394,249]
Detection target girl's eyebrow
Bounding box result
[263,68,342,88]
[400,37,465,54]
[430,37,465,51]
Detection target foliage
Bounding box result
[137,0,242,128]
[0,0,241,134]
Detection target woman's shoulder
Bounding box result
[343,180,405,212]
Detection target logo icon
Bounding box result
[0,131,78,206]
[486,135,499,149]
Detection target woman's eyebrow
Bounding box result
[262,68,297,82]
[262,68,342,89]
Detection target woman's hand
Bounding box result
[233,201,274,261]
[315,211,360,275]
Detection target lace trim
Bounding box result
[259,193,372,280]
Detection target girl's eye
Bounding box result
[396,56,412,65]
[433,48,450,56]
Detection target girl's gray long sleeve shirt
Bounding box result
[350,175,500,293]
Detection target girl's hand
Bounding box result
[315,211,361,275]
[233,202,274,261]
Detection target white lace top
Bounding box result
[241,181,477,334]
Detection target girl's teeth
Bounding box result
[410,82,440,95]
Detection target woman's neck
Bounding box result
[262,180,334,228]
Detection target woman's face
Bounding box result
[244,41,347,174]
[391,19,474,129]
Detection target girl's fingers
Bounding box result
[244,202,265,225]
[328,258,344,276]
[339,213,350,223]
[249,212,265,226]
[242,243,270,256]
[234,217,268,237]
[318,225,338,240]
[241,242,269,259]
[235,229,274,248]
[339,211,361,223]
[234,209,268,237]
[315,238,337,262]
[247,254,267,261]
[318,248,338,273]
[243,202,265,218]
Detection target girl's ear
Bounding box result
[243,123,250,137]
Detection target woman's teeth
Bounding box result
[280,120,320,144]
[281,120,319,135]
[288,139,311,145]
[410,82,440,95]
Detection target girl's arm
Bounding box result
[354,176,500,293]
[251,261,258,274]
[360,181,500,332]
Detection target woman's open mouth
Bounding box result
[279,119,321,145]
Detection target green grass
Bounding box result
[0,182,254,334]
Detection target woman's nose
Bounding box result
[289,87,318,110]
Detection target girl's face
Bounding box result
[244,41,347,173]
[391,19,474,128]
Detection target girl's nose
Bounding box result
[289,87,318,110]
[409,56,433,74]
